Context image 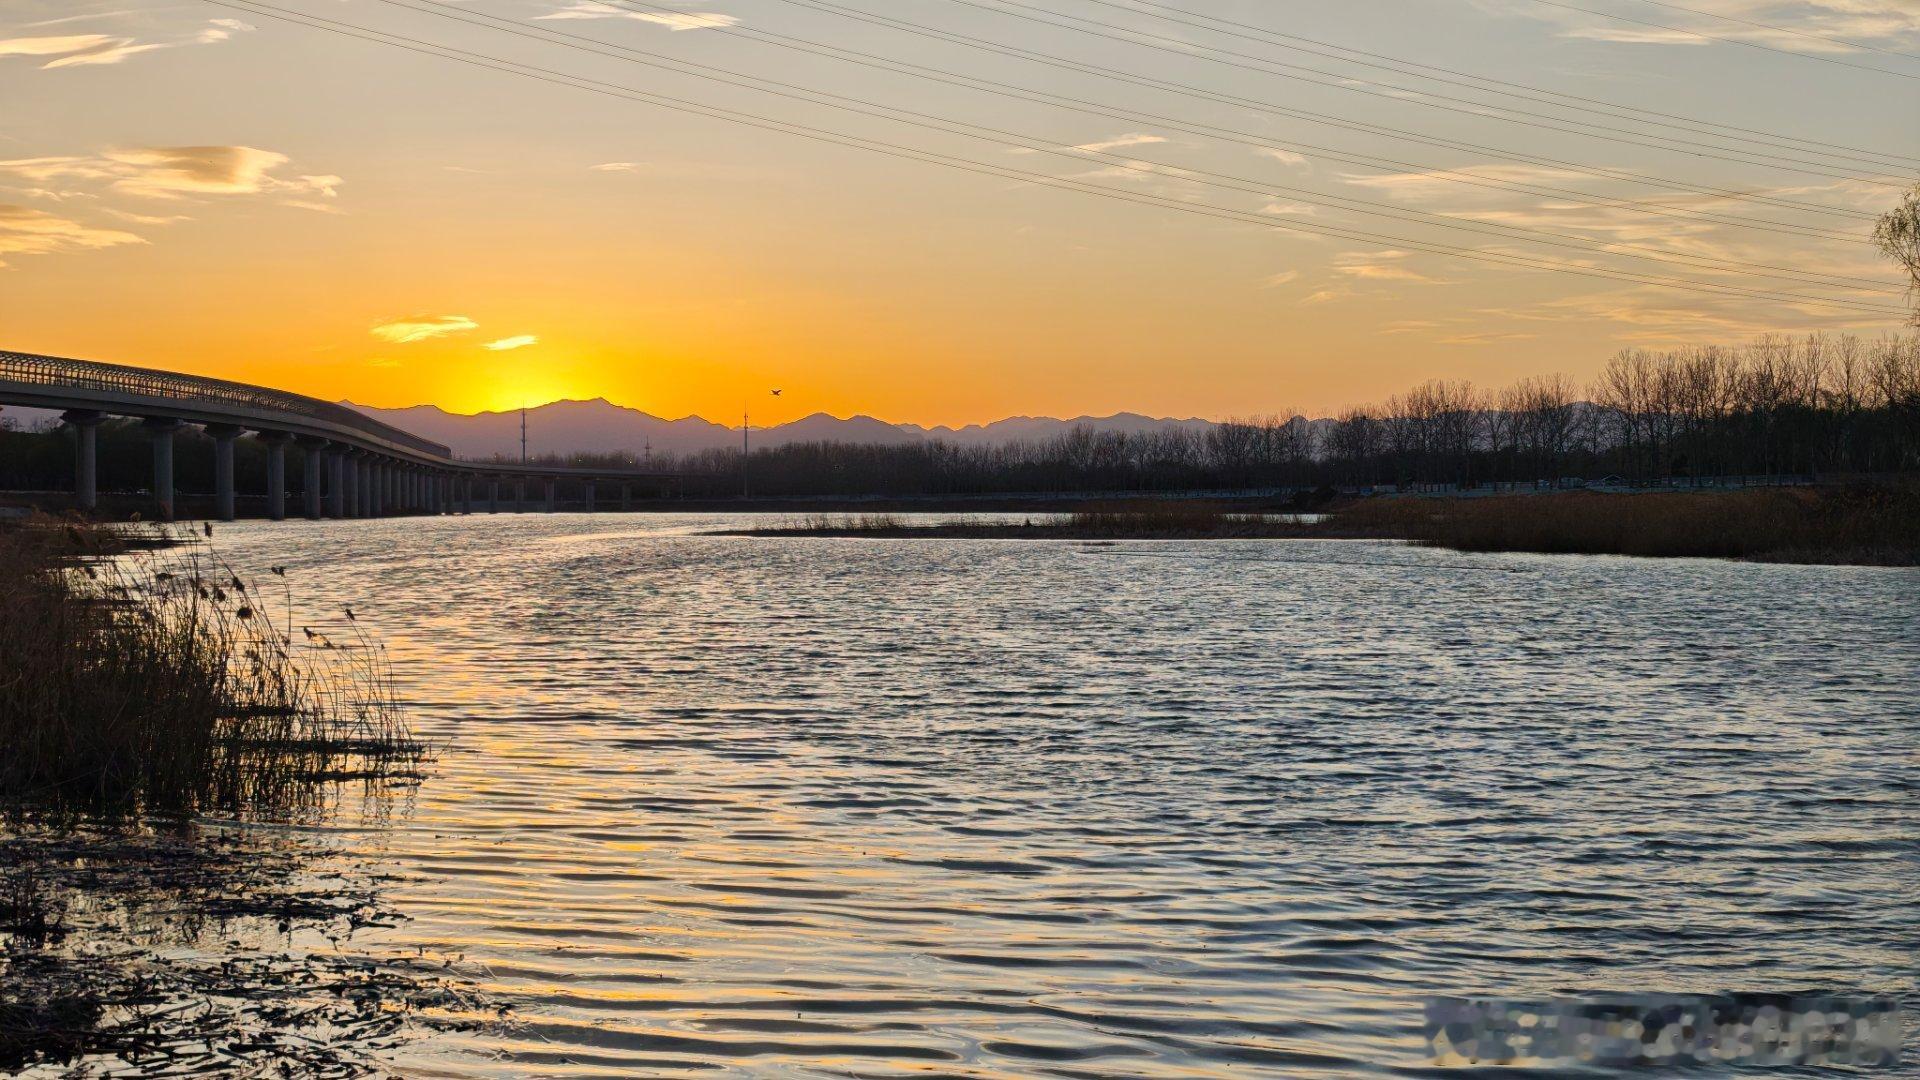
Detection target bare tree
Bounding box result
[1875,183,1920,324]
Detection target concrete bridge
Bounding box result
[0,349,679,521]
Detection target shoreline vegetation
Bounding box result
[0,517,470,1075]
[717,486,1920,566]
[0,518,422,818]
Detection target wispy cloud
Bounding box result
[3,19,254,69]
[1260,269,1300,288]
[1437,331,1537,345]
[0,34,116,58]
[1070,133,1167,155]
[371,315,479,344]
[482,335,539,351]
[537,3,739,30]
[0,146,341,205]
[1333,249,1452,284]
[0,203,145,267]
[1488,0,1920,56]
[1254,147,1309,167]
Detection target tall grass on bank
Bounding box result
[1335,486,1920,564]
[0,520,420,818]
[1066,502,1313,537]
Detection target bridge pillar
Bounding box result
[328,451,346,519]
[298,438,326,519]
[361,458,375,518]
[620,482,630,512]
[514,478,526,513]
[584,480,595,513]
[257,432,289,521]
[461,476,473,515]
[206,424,241,522]
[61,410,104,511]
[143,418,183,520]
[342,452,362,519]
[544,477,556,513]
[488,477,500,513]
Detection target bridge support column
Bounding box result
[144,418,182,521]
[328,452,346,519]
[299,438,326,519]
[258,432,289,521]
[206,424,240,522]
[343,452,362,519]
[584,480,595,513]
[514,479,526,512]
[620,482,630,512]
[461,476,473,515]
[62,410,104,511]
[488,477,500,513]
[544,477,556,513]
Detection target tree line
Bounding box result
[637,332,1920,497]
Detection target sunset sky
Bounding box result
[4,0,1916,425]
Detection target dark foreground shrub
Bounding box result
[0,519,421,818]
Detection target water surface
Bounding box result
[204,514,1920,1077]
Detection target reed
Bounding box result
[1066,502,1267,536]
[0,519,421,818]
[1334,486,1920,564]
[788,513,908,532]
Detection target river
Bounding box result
[193,514,1919,1077]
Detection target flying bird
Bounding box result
[771,389,782,396]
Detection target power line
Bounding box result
[367,0,1903,295]
[1071,0,1920,172]
[1518,0,1920,80]
[593,0,1875,242]
[947,0,1909,183]
[753,0,1893,222]
[199,0,1912,318]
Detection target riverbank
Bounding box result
[717,486,1920,565]
[0,518,464,1074]
[714,506,1352,540]
[1336,485,1919,565]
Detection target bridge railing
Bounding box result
[0,350,453,459]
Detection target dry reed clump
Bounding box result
[1334,486,1920,565]
[0,518,422,819]
[788,513,908,532]
[1066,502,1281,536]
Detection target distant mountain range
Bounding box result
[342,399,1225,459]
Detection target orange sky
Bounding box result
[3,0,1914,425]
